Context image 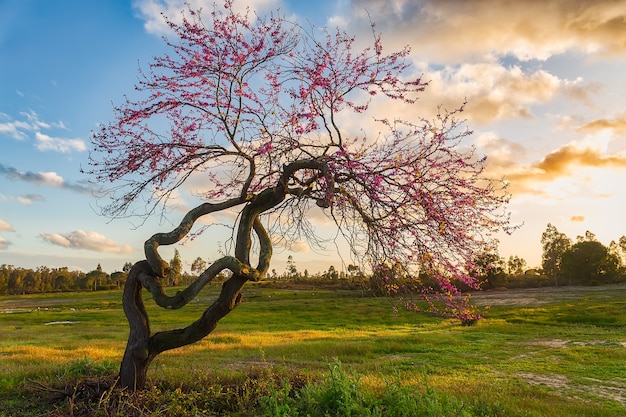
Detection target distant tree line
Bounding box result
[0,263,123,295]
[265,255,365,284]
[1,226,624,296]
[474,224,626,289]
[0,250,204,296]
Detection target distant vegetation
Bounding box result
[1,224,625,296]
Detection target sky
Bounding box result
[1,0,626,275]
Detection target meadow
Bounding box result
[0,283,624,416]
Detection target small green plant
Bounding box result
[261,359,470,417]
[303,358,367,416]
[59,357,117,379]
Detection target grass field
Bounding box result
[0,283,625,416]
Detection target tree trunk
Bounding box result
[118,261,248,390]
[117,160,327,390]
[119,261,153,390]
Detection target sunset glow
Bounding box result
[1,0,625,273]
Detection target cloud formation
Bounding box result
[16,194,46,205]
[133,0,280,34]
[0,218,14,232]
[0,237,10,250]
[570,216,585,222]
[344,0,626,62]
[0,114,30,140]
[417,63,564,124]
[0,110,83,152]
[0,163,91,194]
[517,145,626,180]
[40,230,133,254]
[35,132,86,153]
[271,235,311,253]
[496,144,626,195]
[576,116,626,135]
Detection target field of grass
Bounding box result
[0,283,625,416]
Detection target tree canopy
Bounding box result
[86,1,512,389]
[561,240,620,285]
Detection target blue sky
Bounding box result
[1,0,626,274]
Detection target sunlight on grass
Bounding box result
[0,346,121,367]
[2,285,626,416]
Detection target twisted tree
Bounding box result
[87,1,512,390]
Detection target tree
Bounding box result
[619,235,626,255]
[55,268,75,292]
[84,265,108,291]
[86,1,511,390]
[325,265,339,281]
[560,240,619,285]
[167,249,183,286]
[469,249,506,288]
[122,262,133,273]
[609,237,626,270]
[191,257,207,276]
[541,223,572,286]
[286,255,299,282]
[369,262,406,295]
[507,255,527,276]
[347,264,365,283]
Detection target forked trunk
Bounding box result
[117,162,324,390]
[118,261,247,390]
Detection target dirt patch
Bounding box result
[529,339,626,349]
[471,284,626,307]
[530,339,570,348]
[517,372,626,407]
[518,372,569,389]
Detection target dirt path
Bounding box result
[470,284,626,307]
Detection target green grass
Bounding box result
[0,284,625,416]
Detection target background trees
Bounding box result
[541,223,573,286]
[561,240,620,285]
[539,225,622,286]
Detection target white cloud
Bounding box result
[0,110,79,153]
[271,236,310,253]
[16,194,45,205]
[0,236,10,250]
[0,218,14,232]
[0,110,60,140]
[132,0,281,35]
[40,230,134,254]
[0,164,91,193]
[0,112,30,140]
[417,63,563,124]
[288,240,310,252]
[35,132,86,153]
[37,171,65,187]
[21,109,52,130]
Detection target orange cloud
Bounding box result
[576,117,626,134]
[570,216,585,222]
[344,0,626,62]
[533,146,626,177]
[491,144,626,195]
